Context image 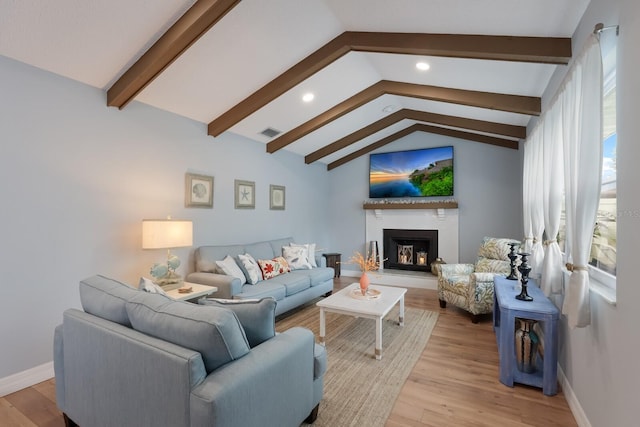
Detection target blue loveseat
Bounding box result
[54,275,326,427]
[186,237,334,316]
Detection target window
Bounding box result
[557,31,617,291]
[590,31,617,283]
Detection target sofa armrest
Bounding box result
[190,327,317,427]
[186,272,242,298]
[472,272,498,284]
[58,309,207,427]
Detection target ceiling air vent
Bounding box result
[260,127,281,138]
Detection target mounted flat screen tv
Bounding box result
[369,146,454,198]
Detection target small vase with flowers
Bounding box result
[345,250,384,296]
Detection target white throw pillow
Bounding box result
[237,253,262,284]
[138,277,168,296]
[291,242,317,267]
[282,245,312,270]
[216,255,247,285]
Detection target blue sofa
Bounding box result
[186,237,334,316]
[54,275,326,427]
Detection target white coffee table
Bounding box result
[316,283,407,360]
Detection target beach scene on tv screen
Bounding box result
[369,146,454,198]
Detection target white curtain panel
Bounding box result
[523,124,545,277]
[540,100,565,296]
[530,125,545,278]
[522,132,534,254]
[561,35,603,328]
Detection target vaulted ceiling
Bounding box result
[0,0,591,169]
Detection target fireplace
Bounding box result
[383,229,438,272]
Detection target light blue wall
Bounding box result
[0,55,330,378]
[328,131,524,273]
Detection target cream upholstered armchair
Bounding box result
[437,237,520,323]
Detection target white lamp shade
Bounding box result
[142,219,193,249]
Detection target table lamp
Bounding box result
[142,217,193,290]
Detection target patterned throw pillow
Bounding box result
[215,255,247,285]
[258,257,291,280]
[237,253,261,284]
[290,242,317,267]
[282,245,312,270]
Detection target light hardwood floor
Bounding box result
[0,277,577,427]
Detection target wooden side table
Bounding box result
[493,276,559,395]
[322,253,341,277]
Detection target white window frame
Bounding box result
[589,30,617,303]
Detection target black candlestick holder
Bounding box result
[515,252,533,301]
[506,242,519,280]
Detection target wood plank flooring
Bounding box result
[0,278,577,426]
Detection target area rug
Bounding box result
[276,301,439,427]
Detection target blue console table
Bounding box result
[493,276,560,396]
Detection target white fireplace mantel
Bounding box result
[365,208,459,268]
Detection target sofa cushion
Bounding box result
[295,267,334,287]
[236,281,287,301]
[196,245,244,272]
[269,237,294,255]
[258,257,290,280]
[475,257,510,274]
[126,292,250,373]
[477,237,519,261]
[79,275,139,327]
[216,255,247,285]
[199,297,276,348]
[236,253,262,284]
[269,272,310,296]
[282,245,312,270]
[245,241,275,260]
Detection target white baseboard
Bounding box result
[558,365,591,427]
[341,270,438,289]
[0,362,54,397]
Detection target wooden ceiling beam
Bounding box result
[107,0,241,109]
[267,80,539,153]
[346,32,572,64]
[327,124,518,170]
[209,31,569,137]
[305,109,525,164]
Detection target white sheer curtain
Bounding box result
[540,100,564,296]
[522,136,534,254]
[523,124,545,277]
[561,35,603,328]
[521,35,602,327]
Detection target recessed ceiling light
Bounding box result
[382,105,398,113]
[302,92,315,102]
[416,61,430,71]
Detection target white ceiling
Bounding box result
[0,0,591,166]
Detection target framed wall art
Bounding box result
[270,185,285,210]
[234,179,255,209]
[185,173,213,208]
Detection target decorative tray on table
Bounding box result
[350,288,381,300]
